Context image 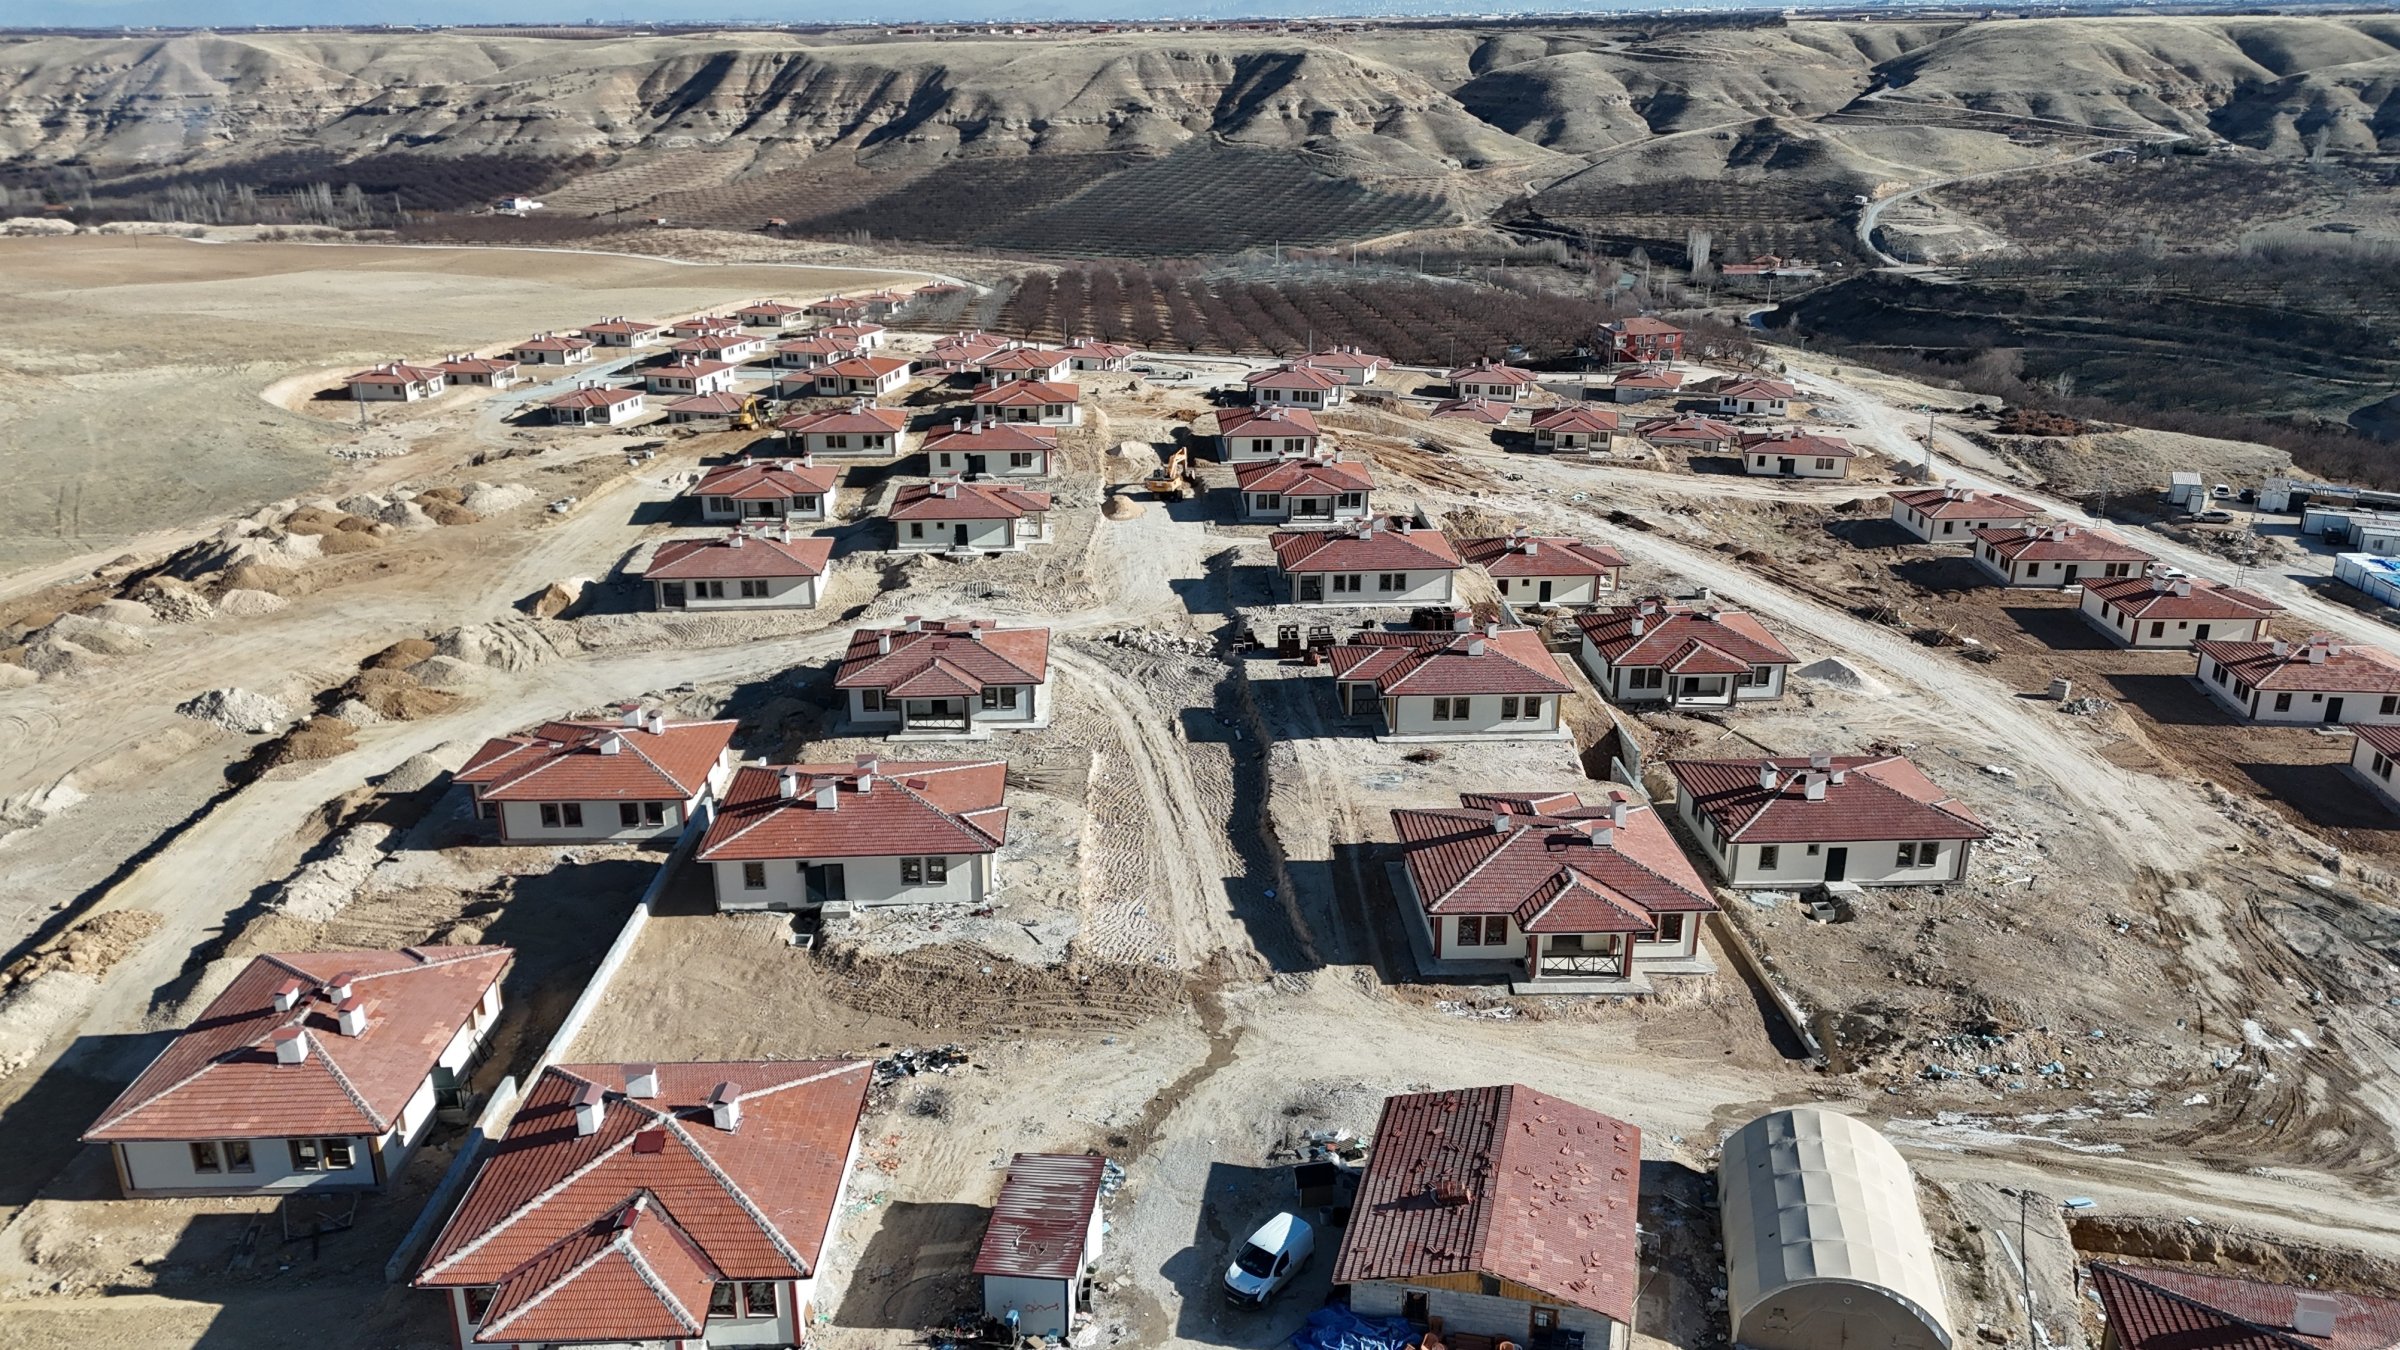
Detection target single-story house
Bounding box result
[808,296,872,322]
[695,456,839,523]
[544,384,646,427]
[855,288,911,316]
[83,946,510,1197]
[2090,1262,2400,1350]
[697,757,1007,910]
[672,332,768,363]
[1448,361,1542,402]
[773,334,861,371]
[835,619,1052,735]
[1670,752,1990,887]
[1458,532,1628,605]
[930,331,1010,369]
[1887,485,2043,542]
[971,378,1081,426]
[1295,347,1390,385]
[976,1154,1110,1339]
[1388,790,1715,987]
[1429,397,1514,425]
[891,480,1053,552]
[737,300,809,330]
[924,417,1058,478]
[1605,368,1683,402]
[512,332,594,366]
[1244,363,1346,408]
[1529,404,1622,453]
[647,530,834,611]
[1742,431,1855,479]
[438,355,521,389]
[645,358,740,397]
[2195,634,2400,725]
[980,347,1074,383]
[1972,524,2154,587]
[344,362,447,401]
[1713,377,1797,418]
[1576,598,1795,708]
[1235,455,1372,524]
[777,403,909,459]
[1604,315,1683,364]
[668,315,743,339]
[415,1060,872,1350]
[821,322,887,351]
[2079,574,2281,648]
[2351,723,2400,810]
[1337,1084,1639,1350]
[1635,414,1743,455]
[581,317,667,347]
[454,710,738,843]
[665,392,754,424]
[1269,518,1462,607]
[1328,624,1570,740]
[814,355,912,398]
[1214,405,1323,462]
[1059,338,1138,373]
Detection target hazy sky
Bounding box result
[33,0,1767,29]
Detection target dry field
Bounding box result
[0,237,2397,1350]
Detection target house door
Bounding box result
[2327,697,2346,723]
[661,583,687,609]
[2063,564,2080,582]
[2195,624,2211,641]
[953,523,970,547]
[806,863,846,906]
[965,453,987,477]
[1531,1307,1560,1344]
[1299,576,1324,602]
[1824,847,1849,882]
[1401,1293,1429,1326]
[1537,580,1554,602]
[1777,457,1796,475]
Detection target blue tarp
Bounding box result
[1291,1305,1419,1350]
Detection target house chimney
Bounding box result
[1589,824,1614,849]
[1492,813,1511,834]
[729,532,746,548]
[271,980,305,1013]
[2292,1293,2341,1338]
[1809,751,1833,771]
[778,769,800,799]
[876,632,892,656]
[2271,637,2289,657]
[1803,774,1829,801]
[273,1027,308,1064]
[626,1064,660,1099]
[1611,801,1630,828]
[2309,641,2331,664]
[1830,768,1848,786]
[1757,765,1778,791]
[337,998,370,1037]
[855,755,881,777]
[328,971,358,1002]
[647,712,666,735]
[1466,638,1487,657]
[2174,579,2192,596]
[1524,539,1540,556]
[1629,616,1645,637]
[708,1082,742,1133]
[598,734,623,756]
[623,707,646,728]
[814,783,838,811]
[573,1081,606,1137]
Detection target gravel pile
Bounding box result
[214,588,289,618]
[175,687,293,734]
[463,481,536,514]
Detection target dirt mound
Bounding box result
[421,499,480,526]
[329,697,386,725]
[0,910,164,996]
[316,529,386,555]
[525,577,594,620]
[816,943,1179,1030]
[280,506,352,536]
[407,655,482,689]
[434,615,582,672]
[132,580,212,623]
[463,481,537,514]
[1102,496,1145,521]
[376,752,450,795]
[33,613,148,656]
[414,486,465,505]
[340,667,463,720]
[1795,656,1888,697]
[255,715,358,769]
[175,687,293,734]
[81,598,155,627]
[364,637,438,669]
[214,587,289,617]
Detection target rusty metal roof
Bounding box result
[972,1153,1107,1280]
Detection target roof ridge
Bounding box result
[420,1077,655,1279]
[656,1113,812,1273]
[2101,1266,2322,1350]
[307,1027,390,1132]
[480,1235,632,1339]
[616,1223,706,1336]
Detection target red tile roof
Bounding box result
[1576,599,1795,672]
[671,315,743,333]
[1430,397,1513,424]
[931,332,1009,362]
[821,323,885,343]
[821,355,911,380]
[1635,414,1742,444]
[1669,754,1990,845]
[696,458,838,499]
[775,405,907,436]
[922,420,1059,454]
[672,336,756,358]
[85,947,510,1142]
[737,301,805,318]
[2197,635,2400,694]
[1448,361,1540,387]
[584,318,666,337]
[1332,1085,1641,1323]
[1214,406,1321,439]
[973,1154,1107,1280]
[1236,457,1372,495]
[1271,520,1462,574]
[2086,574,2281,621]
[1530,404,1622,435]
[456,716,736,803]
[698,759,1007,862]
[1608,316,1682,336]
[546,385,643,410]
[1060,339,1139,361]
[647,533,832,580]
[1715,377,1796,401]
[892,480,1052,521]
[1458,534,1627,578]
[516,333,594,354]
[1330,626,1567,697]
[970,379,1080,407]
[416,1060,872,1314]
[1295,347,1390,374]
[1975,524,2154,564]
[776,334,859,358]
[1611,369,1683,390]
[1889,486,2042,521]
[347,361,446,385]
[654,358,737,378]
[1392,790,1714,930]
[2358,723,2400,760]
[439,356,519,378]
[1245,364,1344,391]
[982,347,1069,374]
[808,296,870,316]
[834,620,1051,693]
[475,1196,718,1344]
[1744,430,1855,459]
[2089,1262,2400,1350]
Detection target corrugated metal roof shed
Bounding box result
[974,1153,1106,1280]
[1718,1108,1953,1350]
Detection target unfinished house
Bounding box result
[1236,455,1372,524]
[890,480,1053,552]
[694,456,839,524]
[1387,790,1715,990]
[1887,486,2043,543]
[454,710,738,843]
[1458,533,1628,606]
[2079,574,2281,648]
[84,946,510,1197]
[2088,1262,2400,1350]
[2195,634,2400,725]
[646,530,833,611]
[1669,752,1990,887]
[1575,598,1795,708]
[1972,524,2153,587]
[1270,518,1462,607]
[835,619,1053,736]
[923,417,1058,478]
[697,758,1007,911]
[1327,625,1571,741]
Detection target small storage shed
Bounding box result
[1718,1108,1953,1350]
[976,1153,1109,1338]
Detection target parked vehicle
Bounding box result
[1224,1212,1315,1304]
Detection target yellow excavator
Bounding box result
[729,394,766,432]
[1146,445,1195,499]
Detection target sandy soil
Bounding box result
[0,240,2398,1350]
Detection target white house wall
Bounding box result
[118,1132,379,1194]
[896,516,1017,551]
[1382,693,1560,737]
[929,449,1050,477]
[1284,570,1456,607]
[984,1275,1077,1337]
[495,797,694,843]
[711,853,990,910]
[1676,791,1969,887]
[2078,591,2265,648]
[1491,574,1602,605]
[654,575,821,611]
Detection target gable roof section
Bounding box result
[1059,338,1137,361]
[667,392,751,416]
[1611,368,1683,390]
[1889,486,2042,521]
[835,621,1051,692]
[698,760,1007,862]
[1392,791,1714,931]
[1974,524,2154,564]
[1296,347,1390,374]
[584,317,665,337]
[417,1061,871,1299]
[2089,1263,2400,1350]
[2086,574,2282,621]
[1576,600,1795,670]
[456,717,737,803]
[1458,535,1628,578]
[695,458,838,498]
[85,947,511,1142]
[476,1197,718,1345]
[892,481,1052,520]
[820,355,910,380]
[973,1154,1108,1280]
[1669,755,1990,845]
[1715,377,1796,400]
[1236,457,1372,495]
[1329,628,1569,698]
[348,362,445,385]
[2197,636,2400,693]
[981,347,1069,373]
[1271,521,1462,574]
[1333,1084,1642,1323]
[646,534,832,581]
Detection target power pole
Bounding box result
[2020,1191,2035,1350]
